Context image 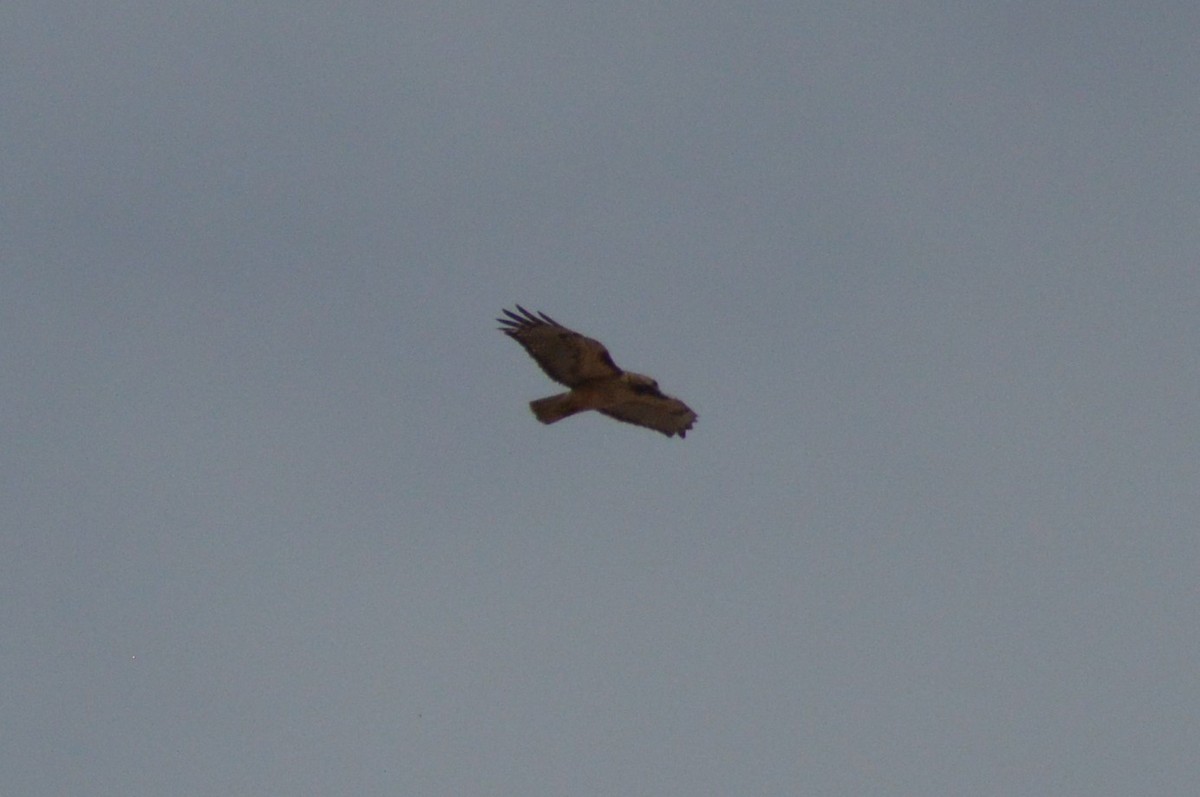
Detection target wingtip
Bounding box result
[499,305,560,329]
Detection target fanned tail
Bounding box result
[529,393,581,425]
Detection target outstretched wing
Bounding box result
[497,305,622,387]
[599,382,698,439]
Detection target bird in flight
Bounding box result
[497,305,697,438]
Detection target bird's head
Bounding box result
[623,372,662,395]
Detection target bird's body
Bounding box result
[497,306,697,438]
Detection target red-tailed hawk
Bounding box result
[498,305,697,439]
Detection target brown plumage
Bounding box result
[497,305,697,438]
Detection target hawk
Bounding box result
[498,305,697,438]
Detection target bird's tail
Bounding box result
[529,393,581,425]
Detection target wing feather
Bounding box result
[599,391,698,439]
[497,306,622,387]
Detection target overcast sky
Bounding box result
[4,2,1198,795]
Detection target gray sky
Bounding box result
[4,2,1198,794]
